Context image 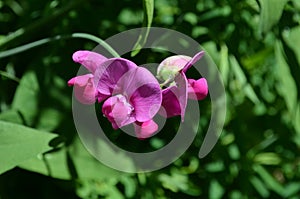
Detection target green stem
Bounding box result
[0,70,20,83]
[72,33,120,57]
[0,33,120,59]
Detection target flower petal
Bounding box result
[72,50,107,73]
[114,67,162,122]
[159,87,181,117]
[68,74,97,104]
[159,73,188,120]
[187,78,208,100]
[102,95,135,129]
[95,58,137,96]
[134,120,158,139]
[182,51,205,73]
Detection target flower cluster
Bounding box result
[68,50,208,139]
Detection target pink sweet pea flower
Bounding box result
[68,51,108,104]
[157,51,208,120]
[95,58,162,138]
[68,51,162,139]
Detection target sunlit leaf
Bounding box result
[275,41,299,132]
[68,138,126,180]
[283,26,300,65]
[254,152,281,165]
[209,180,224,199]
[258,0,288,35]
[253,164,285,196]
[20,138,126,180]
[131,0,154,56]
[12,71,39,126]
[284,182,300,198]
[183,12,198,25]
[229,55,260,104]
[0,120,56,174]
[158,172,188,193]
[0,109,23,124]
[19,148,70,179]
[219,44,229,86]
[205,161,225,172]
[120,176,136,198]
[228,144,240,160]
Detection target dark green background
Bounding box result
[1,0,300,198]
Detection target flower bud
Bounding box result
[157,55,191,83]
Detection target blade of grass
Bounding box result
[131,0,154,57]
[0,33,119,59]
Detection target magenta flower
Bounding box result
[96,58,162,133]
[68,51,162,138]
[157,51,208,120]
[68,51,108,104]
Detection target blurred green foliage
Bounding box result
[1,0,300,198]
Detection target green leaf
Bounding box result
[250,176,270,198]
[254,152,281,165]
[0,109,23,124]
[275,41,298,126]
[35,108,62,132]
[0,120,56,174]
[205,161,225,172]
[228,144,240,160]
[219,44,229,86]
[68,138,126,180]
[19,148,71,179]
[209,180,224,199]
[229,55,260,104]
[258,0,288,35]
[283,26,300,65]
[183,12,198,25]
[158,172,189,192]
[295,103,300,137]
[20,138,126,180]
[131,0,154,56]
[11,71,66,131]
[253,164,285,196]
[283,182,300,198]
[12,71,39,126]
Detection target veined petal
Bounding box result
[159,73,188,120]
[114,67,162,122]
[134,120,158,139]
[72,50,107,73]
[187,78,208,100]
[182,51,205,73]
[95,58,137,96]
[68,74,97,104]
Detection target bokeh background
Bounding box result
[1,0,300,198]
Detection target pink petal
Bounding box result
[72,50,107,73]
[97,93,110,103]
[114,67,162,122]
[95,58,137,96]
[159,87,181,117]
[102,95,135,129]
[159,73,188,120]
[182,51,205,73]
[134,120,158,139]
[187,78,208,100]
[68,74,97,104]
